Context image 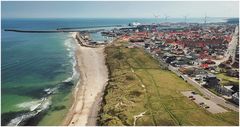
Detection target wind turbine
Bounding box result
[164,15,170,22]
[153,14,160,23]
[153,14,160,18]
[183,15,188,24]
[204,13,208,24]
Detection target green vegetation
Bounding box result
[216,73,239,86]
[97,41,239,126]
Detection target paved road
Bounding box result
[212,26,239,65]
[226,26,239,64]
[169,65,239,112]
[145,45,239,112]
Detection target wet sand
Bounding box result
[63,33,108,126]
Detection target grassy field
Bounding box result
[216,73,239,86]
[97,41,239,126]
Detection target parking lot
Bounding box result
[181,91,228,114]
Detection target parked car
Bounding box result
[204,106,210,109]
[191,91,197,95]
[189,96,193,98]
[191,98,196,100]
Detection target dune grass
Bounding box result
[97,41,239,126]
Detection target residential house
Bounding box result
[232,92,239,105]
[204,74,220,88]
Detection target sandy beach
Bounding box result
[63,33,108,126]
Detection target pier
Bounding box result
[4,24,122,34]
[4,28,106,33]
[4,29,83,33]
[57,24,122,30]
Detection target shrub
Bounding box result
[130,90,142,97]
[126,75,135,80]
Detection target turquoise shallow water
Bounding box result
[1,18,227,125]
[1,19,78,125]
[1,30,75,125]
[2,32,72,111]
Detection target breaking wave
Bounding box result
[6,34,80,126]
[8,97,51,126]
[63,35,79,83]
[16,100,43,111]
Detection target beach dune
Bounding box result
[63,33,108,126]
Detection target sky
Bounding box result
[1,1,239,18]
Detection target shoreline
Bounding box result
[63,32,108,126]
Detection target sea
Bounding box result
[1,17,227,126]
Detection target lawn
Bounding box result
[97,41,239,126]
[216,73,239,86]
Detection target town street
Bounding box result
[226,26,239,64]
[169,65,239,112]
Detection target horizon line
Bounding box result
[2,16,239,19]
